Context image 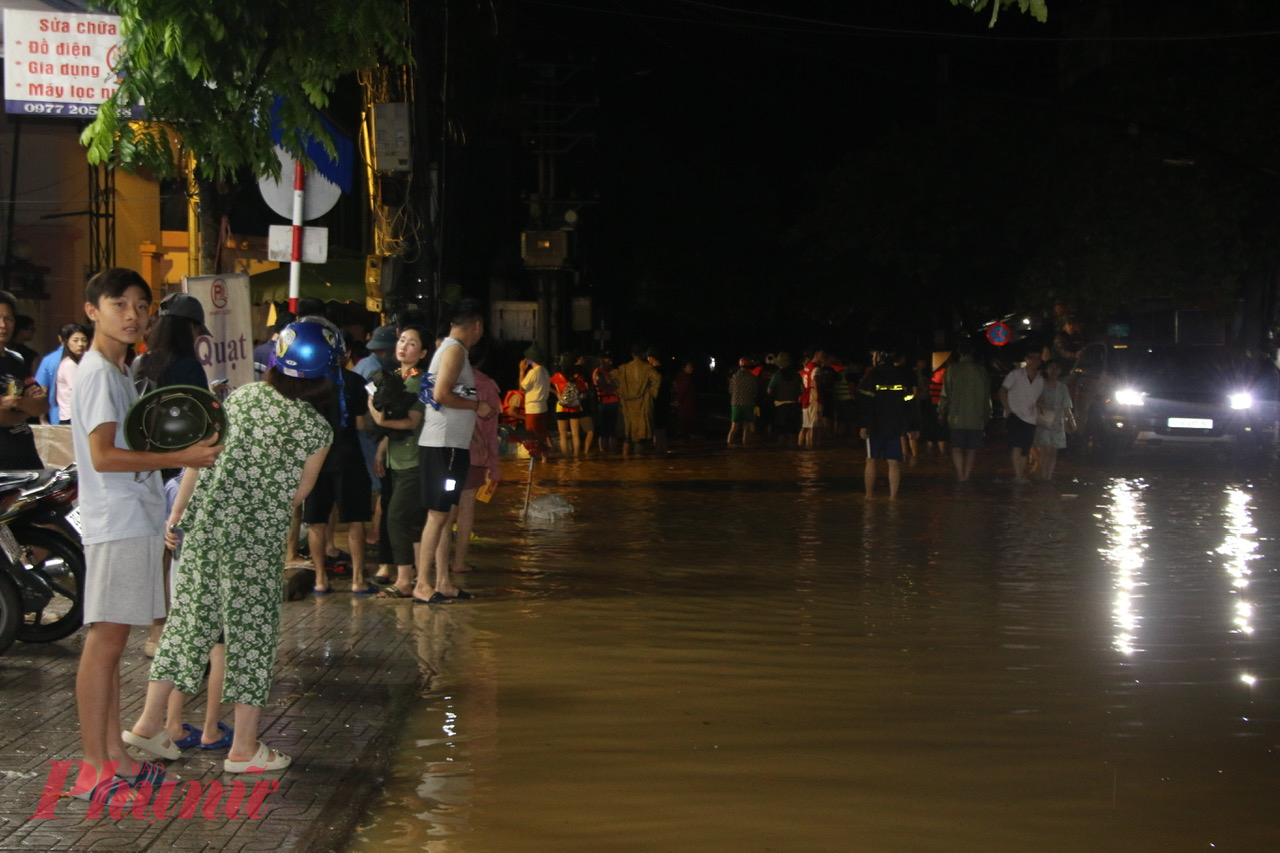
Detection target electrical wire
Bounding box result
[517,0,1280,42]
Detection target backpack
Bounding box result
[558,378,581,408]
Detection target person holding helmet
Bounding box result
[126,320,334,775]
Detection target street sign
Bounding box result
[986,322,1012,346]
[257,146,342,221]
[267,225,328,264]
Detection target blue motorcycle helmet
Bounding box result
[274,321,342,378]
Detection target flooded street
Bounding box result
[348,445,1279,852]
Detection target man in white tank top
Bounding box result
[414,300,496,603]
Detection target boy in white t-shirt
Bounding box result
[69,268,223,806]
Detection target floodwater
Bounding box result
[348,443,1280,852]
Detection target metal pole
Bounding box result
[522,455,535,518]
[288,159,306,313]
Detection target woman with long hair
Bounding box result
[370,324,431,598]
[54,324,89,425]
[132,293,207,394]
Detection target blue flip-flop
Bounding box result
[312,586,332,595]
[73,775,133,805]
[353,581,380,596]
[199,721,234,750]
[73,761,165,806]
[174,724,203,750]
[129,761,165,803]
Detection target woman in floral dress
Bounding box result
[1032,359,1075,483]
[126,322,336,774]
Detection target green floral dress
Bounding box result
[150,381,332,707]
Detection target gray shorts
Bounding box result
[84,535,166,626]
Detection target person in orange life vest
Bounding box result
[798,348,825,448]
[592,354,621,453]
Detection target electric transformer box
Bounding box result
[372,103,411,172]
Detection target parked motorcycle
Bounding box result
[0,464,83,655]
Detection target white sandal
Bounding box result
[122,729,181,761]
[223,741,292,774]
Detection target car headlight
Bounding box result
[1229,392,1254,410]
[1114,388,1146,406]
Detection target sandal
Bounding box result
[174,724,203,750]
[123,729,180,761]
[200,722,234,750]
[224,742,292,774]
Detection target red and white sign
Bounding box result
[2,9,136,118]
[183,274,254,393]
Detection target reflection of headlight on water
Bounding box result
[1229,391,1254,410]
[1114,388,1146,406]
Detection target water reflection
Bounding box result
[347,449,1280,852]
[1218,487,1258,636]
[1101,479,1149,656]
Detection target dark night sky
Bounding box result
[482,0,1061,355]
[433,0,1280,359]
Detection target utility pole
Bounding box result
[519,59,595,355]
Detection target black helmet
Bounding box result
[125,385,227,453]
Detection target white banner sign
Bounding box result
[2,9,136,118]
[267,224,329,264]
[183,274,254,394]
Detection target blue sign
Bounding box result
[986,322,1012,346]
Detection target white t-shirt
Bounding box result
[520,363,550,414]
[72,350,166,545]
[418,337,479,450]
[1001,367,1045,425]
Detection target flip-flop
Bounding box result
[418,589,475,605]
[372,574,393,585]
[128,761,166,801]
[122,729,180,760]
[224,742,292,774]
[377,586,411,599]
[199,722,234,750]
[71,775,133,805]
[173,723,203,750]
[352,581,380,596]
[312,586,331,595]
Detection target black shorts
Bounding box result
[1007,415,1036,451]
[302,465,373,524]
[419,446,471,513]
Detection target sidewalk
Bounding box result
[0,567,423,853]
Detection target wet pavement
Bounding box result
[3,440,1279,851]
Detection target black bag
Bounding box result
[368,370,417,440]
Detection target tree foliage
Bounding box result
[949,0,1049,28]
[81,0,411,183]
